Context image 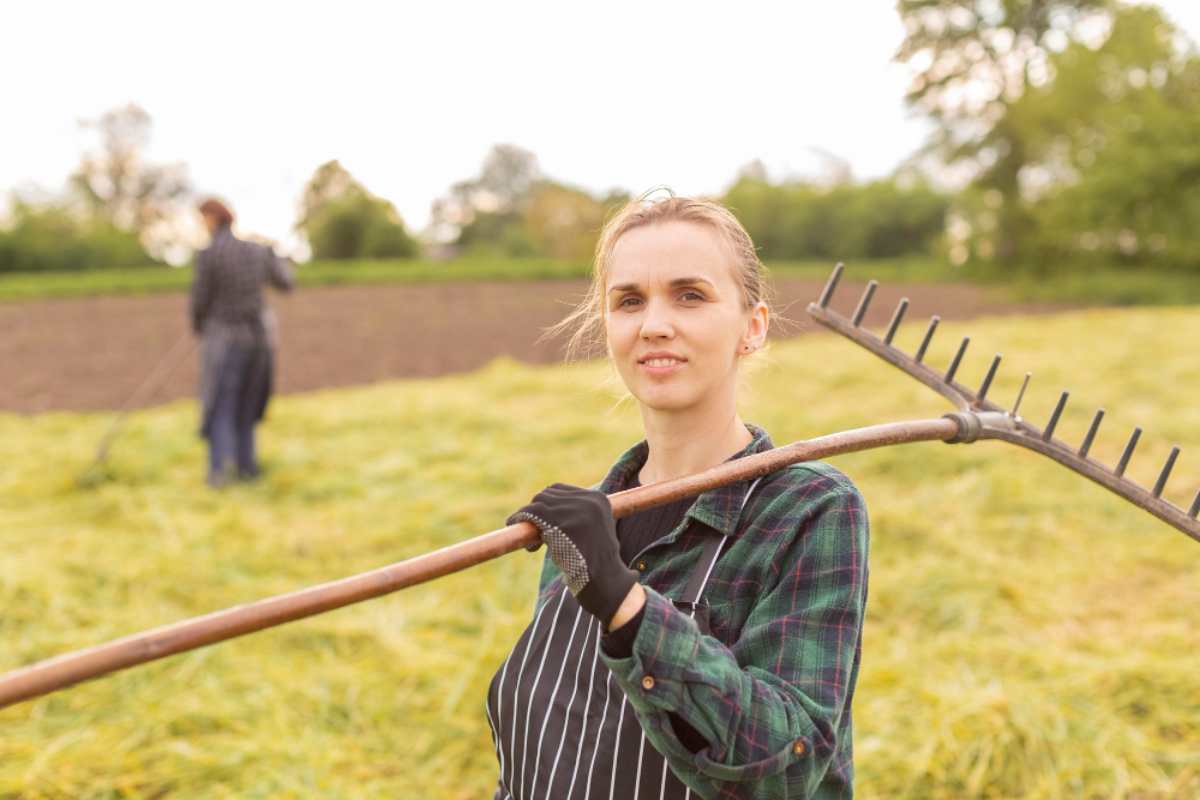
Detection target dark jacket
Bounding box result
[190,225,294,436]
[190,225,294,336]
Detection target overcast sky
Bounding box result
[5,1,1199,257]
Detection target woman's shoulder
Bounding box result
[744,459,868,539]
[760,459,863,504]
[743,425,861,501]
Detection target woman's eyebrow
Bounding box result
[607,276,716,294]
[668,276,716,289]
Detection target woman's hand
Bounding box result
[508,483,639,626]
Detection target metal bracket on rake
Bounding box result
[807,263,1200,544]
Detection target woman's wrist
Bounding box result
[607,582,646,631]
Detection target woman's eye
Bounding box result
[680,290,705,302]
[618,296,642,309]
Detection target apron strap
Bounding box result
[682,477,763,605]
[682,532,726,606]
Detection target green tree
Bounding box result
[847,178,951,258]
[429,146,628,259]
[895,0,1110,263]
[723,170,788,257]
[1012,5,1200,269]
[723,172,948,260]
[296,161,418,260]
[69,103,192,259]
[428,144,541,252]
[0,198,154,273]
[296,160,364,232]
[521,180,610,261]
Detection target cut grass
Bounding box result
[0,257,593,302]
[1,307,1198,798]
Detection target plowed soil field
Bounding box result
[0,278,1063,413]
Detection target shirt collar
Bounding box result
[598,423,774,538]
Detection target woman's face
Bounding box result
[604,220,767,415]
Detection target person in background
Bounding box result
[191,198,294,487]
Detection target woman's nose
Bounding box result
[639,298,675,339]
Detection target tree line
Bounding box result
[2,1,1196,275]
[898,0,1199,272]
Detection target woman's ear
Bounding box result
[739,302,769,354]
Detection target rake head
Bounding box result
[807,263,1200,545]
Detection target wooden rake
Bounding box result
[0,265,1194,710]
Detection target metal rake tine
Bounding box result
[1152,447,1180,499]
[1011,373,1031,418]
[817,262,845,309]
[945,337,970,384]
[977,354,1001,403]
[804,268,1199,544]
[1079,409,1105,458]
[915,316,940,363]
[883,298,909,345]
[851,280,878,327]
[804,282,972,412]
[1042,391,1069,442]
[1115,427,1142,478]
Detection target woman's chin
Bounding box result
[631,386,702,414]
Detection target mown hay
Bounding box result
[1,307,1197,798]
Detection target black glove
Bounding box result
[507,483,639,625]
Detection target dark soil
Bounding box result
[0,278,1066,413]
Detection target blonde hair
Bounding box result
[552,193,771,361]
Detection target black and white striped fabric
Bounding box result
[486,479,761,800]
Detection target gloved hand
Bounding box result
[508,483,639,625]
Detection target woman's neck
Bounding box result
[637,401,752,484]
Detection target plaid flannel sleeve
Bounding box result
[600,472,869,799]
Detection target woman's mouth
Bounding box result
[638,354,687,374]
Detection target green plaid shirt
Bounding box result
[535,425,869,799]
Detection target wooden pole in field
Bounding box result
[0,417,959,709]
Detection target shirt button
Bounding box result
[635,560,648,572]
[792,739,807,756]
[641,675,656,691]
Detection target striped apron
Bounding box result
[486,480,760,800]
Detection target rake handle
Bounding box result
[0,418,958,710]
[91,331,197,466]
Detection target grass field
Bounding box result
[1,307,1198,798]
[0,257,594,301]
[2,255,1196,306]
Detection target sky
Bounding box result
[4,1,1199,258]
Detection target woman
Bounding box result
[190,198,294,486]
[486,196,869,799]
